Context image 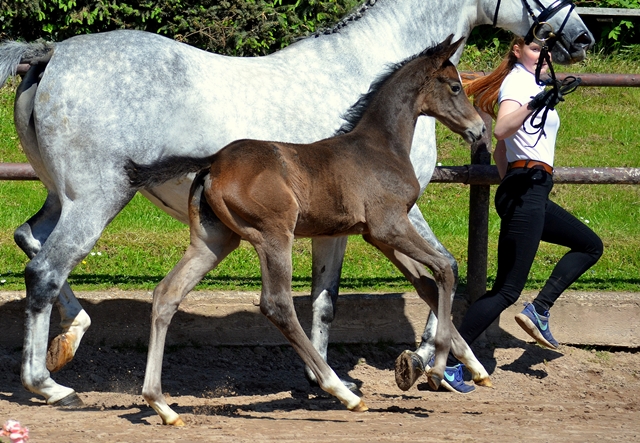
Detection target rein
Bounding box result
[493,0,581,144]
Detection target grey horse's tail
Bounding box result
[0,40,55,87]
[125,155,216,189]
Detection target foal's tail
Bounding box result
[0,40,55,87]
[125,155,216,189]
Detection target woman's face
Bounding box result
[513,42,548,75]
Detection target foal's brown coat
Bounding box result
[128,36,487,425]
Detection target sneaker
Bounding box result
[428,357,475,394]
[515,302,559,350]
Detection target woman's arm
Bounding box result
[493,139,508,179]
[493,98,534,140]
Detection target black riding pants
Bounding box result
[458,167,603,345]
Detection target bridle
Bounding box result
[493,0,581,143]
[492,0,575,83]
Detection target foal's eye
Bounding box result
[450,83,461,94]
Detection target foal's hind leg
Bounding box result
[14,192,91,373]
[143,180,241,426]
[363,237,491,389]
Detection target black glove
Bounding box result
[527,76,582,112]
[527,88,564,111]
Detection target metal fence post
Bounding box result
[465,109,493,303]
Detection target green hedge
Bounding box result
[0,0,637,56]
[0,0,360,56]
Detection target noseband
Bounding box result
[493,0,581,144]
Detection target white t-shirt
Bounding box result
[498,63,559,166]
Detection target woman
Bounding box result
[443,37,603,394]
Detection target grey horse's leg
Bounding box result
[14,192,91,373]
[306,236,356,389]
[143,186,241,426]
[12,177,90,375]
[14,64,90,374]
[21,190,135,406]
[393,204,459,389]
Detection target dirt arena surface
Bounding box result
[1,334,639,442]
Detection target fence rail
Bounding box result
[4,162,639,185]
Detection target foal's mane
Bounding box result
[335,43,443,135]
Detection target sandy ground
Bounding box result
[1,334,639,442]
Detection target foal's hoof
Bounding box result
[394,350,425,391]
[52,392,84,408]
[46,334,75,373]
[349,399,368,412]
[307,375,360,394]
[427,371,442,391]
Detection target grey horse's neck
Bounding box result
[279,0,478,66]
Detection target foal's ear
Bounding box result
[437,34,466,64]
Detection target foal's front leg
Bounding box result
[363,235,491,389]
[364,221,455,390]
[399,205,459,386]
[253,237,366,412]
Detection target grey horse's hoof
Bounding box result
[52,392,84,408]
[394,350,425,391]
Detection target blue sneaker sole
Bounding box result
[440,379,476,395]
[515,313,558,350]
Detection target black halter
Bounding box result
[493,0,580,144]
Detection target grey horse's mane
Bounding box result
[317,0,378,36]
[335,42,445,136]
[307,0,379,38]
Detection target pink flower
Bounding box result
[0,420,29,443]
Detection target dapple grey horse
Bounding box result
[0,0,592,407]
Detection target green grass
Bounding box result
[0,47,638,293]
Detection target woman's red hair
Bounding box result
[463,36,525,119]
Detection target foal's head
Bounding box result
[337,35,485,144]
[413,35,485,144]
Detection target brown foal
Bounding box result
[126,35,489,426]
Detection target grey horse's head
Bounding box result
[491,0,594,64]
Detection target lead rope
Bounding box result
[524,40,581,146]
